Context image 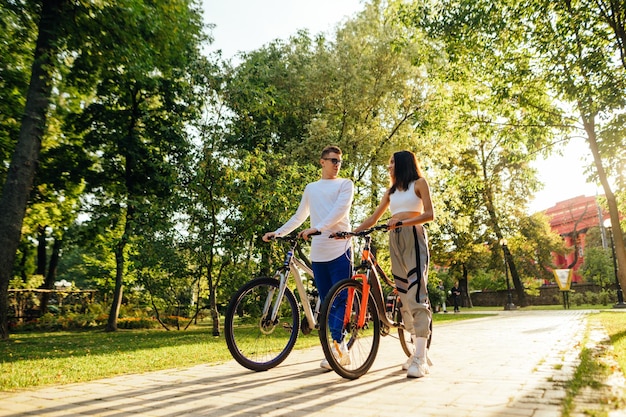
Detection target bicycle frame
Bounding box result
[268,239,319,332]
[345,233,403,332]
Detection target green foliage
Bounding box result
[4,0,626,340]
[8,274,43,290]
[427,279,446,308]
[468,268,506,292]
[116,317,160,330]
[516,213,569,281]
[571,290,614,307]
[581,246,615,290]
[0,1,36,182]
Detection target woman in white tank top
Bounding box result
[352,150,435,379]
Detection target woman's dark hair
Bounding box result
[390,150,423,193]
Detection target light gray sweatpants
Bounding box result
[389,224,432,339]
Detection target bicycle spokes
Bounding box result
[225,277,300,371]
[319,279,380,379]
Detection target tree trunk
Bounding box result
[211,307,220,337]
[36,225,47,276]
[503,244,526,306]
[106,240,125,332]
[581,116,626,297]
[0,0,65,340]
[40,237,62,314]
[460,263,473,308]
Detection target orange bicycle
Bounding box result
[318,224,424,379]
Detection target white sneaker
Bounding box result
[402,351,432,370]
[402,355,413,370]
[407,355,428,378]
[320,340,350,369]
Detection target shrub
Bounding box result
[117,317,159,329]
[161,316,189,327]
[570,292,585,306]
[597,290,612,306]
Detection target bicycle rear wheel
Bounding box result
[319,278,380,379]
[224,277,300,371]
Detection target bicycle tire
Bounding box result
[224,277,300,371]
[395,303,415,358]
[318,278,380,379]
[395,298,433,352]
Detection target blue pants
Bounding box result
[312,250,352,341]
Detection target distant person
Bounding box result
[438,282,447,313]
[451,281,461,313]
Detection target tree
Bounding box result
[396,0,567,305]
[0,0,69,340]
[216,0,450,282]
[521,0,626,299]
[64,1,206,331]
[0,0,208,338]
[516,212,569,283]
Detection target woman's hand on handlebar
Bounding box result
[331,222,401,238]
[386,219,404,230]
[330,231,350,239]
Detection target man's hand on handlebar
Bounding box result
[262,230,322,242]
[298,228,320,241]
[262,232,276,242]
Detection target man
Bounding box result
[262,145,353,369]
[452,281,461,313]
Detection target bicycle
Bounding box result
[224,232,321,371]
[318,224,426,379]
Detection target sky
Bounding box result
[200,0,600,214]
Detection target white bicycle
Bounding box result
[224,232,321,371]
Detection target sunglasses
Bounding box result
[322,158,343,165]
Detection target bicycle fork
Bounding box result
[260,269,289,332]
[265,247,297,328]
[343,272,403,332]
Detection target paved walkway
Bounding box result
[0,310,618,416]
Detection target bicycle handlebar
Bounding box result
[269,230,322,241]
[330,222,403,239]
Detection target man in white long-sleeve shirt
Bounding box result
[262,145,353,369]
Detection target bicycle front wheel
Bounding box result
[319,278,380,379]
[224,277,300,371]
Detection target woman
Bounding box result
[353,150,434,378]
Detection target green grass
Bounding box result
[432,311,495,322]
[561,311,626,416]
[0,325,232,391]
[597,311,626,375]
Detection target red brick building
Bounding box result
[544,195,607,283]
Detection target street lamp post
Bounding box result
[603,219,626,308]
[499,238,516,311]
